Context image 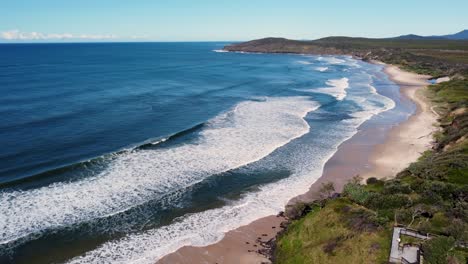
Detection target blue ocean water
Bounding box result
[0,43,413,263]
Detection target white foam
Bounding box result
[151,137,167,145]
[316,56,346,64]
[314,67,328,72]
[297,60,313,65]
[314,77,349,101]
[0,97,319,247]
[345,83,396,126]
[66,79,397,264]
[212,49,228,53]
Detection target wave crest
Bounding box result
[315,77,349,101]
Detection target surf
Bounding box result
[0,96,320,250]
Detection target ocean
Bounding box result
[0,42,414,263]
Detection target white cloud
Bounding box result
[0,29,118,41]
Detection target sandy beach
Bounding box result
[156,63,438,264]
[360,65,437,180]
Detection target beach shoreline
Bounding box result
[156,62,438,264]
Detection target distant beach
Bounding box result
[157,62,438,264]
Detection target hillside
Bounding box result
[224,37,468,76]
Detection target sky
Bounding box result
[1,0,468,42]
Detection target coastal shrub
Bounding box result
[422,236,456,264]
[395,208,413,226]
[364,193,410,210]
[418,221,434,235]
[418,191,443,205]
[342,183,369,205]
[450,200,468,223]
[448,219,468,240]
[429,212,451,234]
[419,181,458,201]
[381,181,413,194]
[364,178,385,193]
[376,209,395,223]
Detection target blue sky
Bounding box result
[1,0,467,42]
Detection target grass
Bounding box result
[275,199,391,264]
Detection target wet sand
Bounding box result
[156,63,437,264]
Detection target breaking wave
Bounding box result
[315,77,350,101]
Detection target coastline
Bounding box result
[156,63,438,264]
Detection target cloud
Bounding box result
[0,29,118,40]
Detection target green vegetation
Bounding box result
[275,199,391,264]
[422,237,456,264]
[272,49,467,263]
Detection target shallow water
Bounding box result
[0,43,413,263]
